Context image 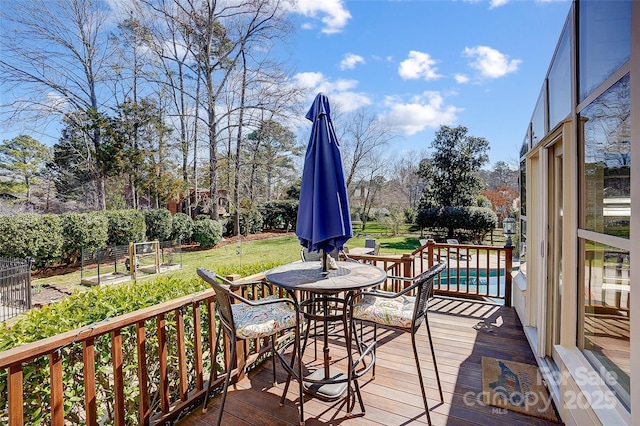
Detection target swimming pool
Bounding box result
[437,268,507,297]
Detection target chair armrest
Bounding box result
[378,275,422,297]
[218,275,275,296]
[228,290,298,309]
[358,262,446,299]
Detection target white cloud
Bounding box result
[463,45,521,78]
[455,74,470,84]
[295,0,351,34]
[489,0,510,9]
[293,72,371,112]
[340,53,365,70]
[294,72,326,89]
[381,92,461,136]
[398,51,441,81]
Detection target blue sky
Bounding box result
[1,0,572,170]
[287,0,571,167]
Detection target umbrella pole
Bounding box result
[322,250,328,274]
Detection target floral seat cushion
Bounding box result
[352,292,416,328]
[232,295,303,339]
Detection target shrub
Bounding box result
[192,218,222,248]
[467,207,498,242]
[403,208,417,224]
[259,200,298,230]
[60,212,109,264]
[171,212,193,242]
[0,213,63,268]
[239,209,263,235]
[103,209,146,246]
[224,210,264,236]
[143,208,173,242]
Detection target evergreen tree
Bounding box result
[0,135,50,200]
[418,125,489,208]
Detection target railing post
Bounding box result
[401,254,414,289]
[504,245,513,307]
[426,239,435,268]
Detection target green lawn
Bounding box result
[32,232,425,294]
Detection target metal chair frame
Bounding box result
[197,268,305,426]
[352,262,446,425]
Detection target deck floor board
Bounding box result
[177,296,562,425]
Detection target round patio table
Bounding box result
[265,260,386,413]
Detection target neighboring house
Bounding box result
[167,189,229,218]
[515,2,637,425]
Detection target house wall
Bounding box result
[516,1,637,425]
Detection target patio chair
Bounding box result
[446,239,472,260]
[196,268,305,426]
[351,262,446,425]
[300,246,322,261]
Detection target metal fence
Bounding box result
[0,257,32,322]
[81,240,182,286]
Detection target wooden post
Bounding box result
[426,239,435,269]
[504,246,513,307]
[401,253,414,289]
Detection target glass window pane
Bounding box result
[548,27,571,128]
[581,74,630,238]
[580,239,630,410]
[520,160,526,216]
[579,0,631,102]
[531,88,546,147]
[519,219,526,276]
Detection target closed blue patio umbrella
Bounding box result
[296,93,352,271]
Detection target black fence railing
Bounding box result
[0,257,33,322]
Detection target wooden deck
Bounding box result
[177,296,562,426]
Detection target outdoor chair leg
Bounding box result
[344,314,365,415]
[280,319,310,407]
[271,335,277,386]
[411,330,432,425]
[215,336,237,426]
[425,320,444,402]
[202,322,222,414]
[296,322,305,426]
[372,324,377,378]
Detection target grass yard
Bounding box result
[31,231,425,295]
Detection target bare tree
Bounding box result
[338,107,396,198]
[355,155,389,230]
[140,0,203,216]
[384,152,425,210]
[0,0,117,210]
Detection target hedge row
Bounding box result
[0,201,301,268]
[0,209,223,268]
[416,206,498,242]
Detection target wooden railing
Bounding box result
[410,239,513,306]
[0,246,512,425]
